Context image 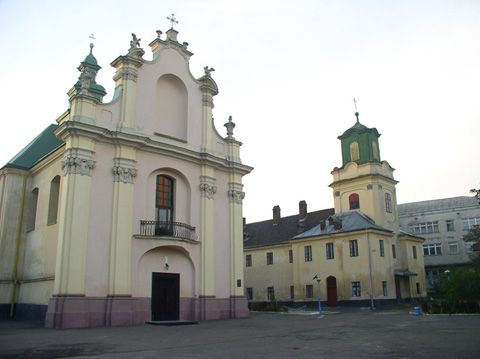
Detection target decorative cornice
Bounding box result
[61,148,95,176]
[199,176,217,199]
[54,121,254,176]
[112,158,137,184]
[228,183,245,204]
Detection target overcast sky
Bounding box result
[1,0,479,223]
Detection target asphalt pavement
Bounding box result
[0,306,479,358]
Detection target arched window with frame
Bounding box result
[350,141,360,162]
[155,175,174,235]
[385,192,392,213]
[47,176,61,225]
[349,193,360,210]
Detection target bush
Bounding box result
[248,298,288,312]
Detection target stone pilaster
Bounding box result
[199,172,216,299]
[54,146,95,296]
[109,150,136,297]
[227,181,245,302]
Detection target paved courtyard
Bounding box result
[1,307,479,358]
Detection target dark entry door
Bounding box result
[326,276,337,307]
[395,277,402,302]
[151,272,180,321]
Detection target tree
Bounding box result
[464,188,480,271]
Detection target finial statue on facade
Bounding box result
[130,33,141,50]
[156,30,163,39]
[167,13,178,29]
[204,66,215,77]
[353,97,359,123]
[224,115,235,139]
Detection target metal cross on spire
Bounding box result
[89,34,96,52]
[353,97,360,122]
[167,13,178,29]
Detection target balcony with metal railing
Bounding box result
[135,220,198,243]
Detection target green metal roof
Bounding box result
[2,124,64,170]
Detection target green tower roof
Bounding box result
[338,112,381,166]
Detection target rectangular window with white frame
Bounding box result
[462,217,480,231]
[352,281,361,297]
[326,242,334,259]
[448,242,459,255]
[446,219,455,232]
[423,243,442,256]
[409,221,439,234]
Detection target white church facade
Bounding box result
[0,27,252,328]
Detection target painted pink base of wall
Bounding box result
[45,295,249,329]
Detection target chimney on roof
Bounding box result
[299,200,307,220]
[273,205,281,225]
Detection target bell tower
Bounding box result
[329,112,399,232]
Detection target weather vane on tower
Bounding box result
[167,13,178,29]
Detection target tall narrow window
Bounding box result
[352,281,361,297]
[349,193,360,210]
[305,285,313,298]
[267,286,275,301]
[266,252,273,265]
[155,175,174,235]
[245,254,252,267]
[379,240,385,257]
[304,245,312,262]
[392,244,396,259]
[349,240,359,257]
[26,188,39,232]
[289,249,293,263]
[382,281,388,296]
[47,176,60,225]
[372,141,379,160]
[246,288,253,300]
[326,242,334,259]
[350,141,360,161]
[290,285,295,299]
[385,193,392,213]
[413,246,417,259]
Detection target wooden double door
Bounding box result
[326,276,338,307]
[151,272,180,321]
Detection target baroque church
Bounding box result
[244,113,426,306]
[0,26,252,328]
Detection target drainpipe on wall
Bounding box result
[9,174,27,318]
[366,228,375,310]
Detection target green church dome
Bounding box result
[338,112,381,166]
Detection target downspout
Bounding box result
[366,228,375,310]
[10,174,27,318]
